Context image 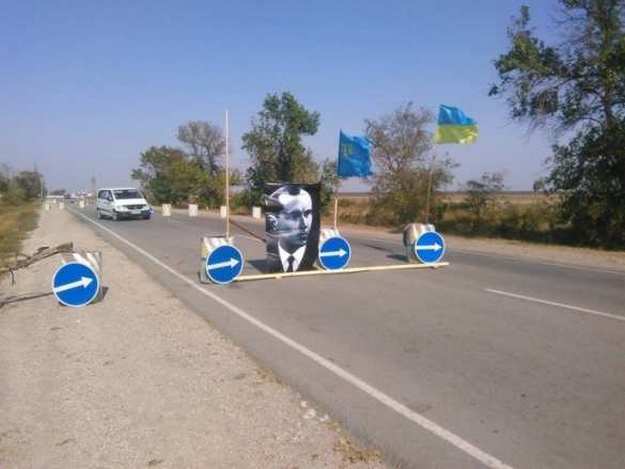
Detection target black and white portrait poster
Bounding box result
[262,183,320,273]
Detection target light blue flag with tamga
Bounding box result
[337,131,373,178]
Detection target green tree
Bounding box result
[242,92,320,202]
[465,172,505,229]
[0,164,9,194]
[177,120,225,176]
[132,146,208,205]
[319,158,340,214]
[490,1,625,246]
[13,171,43,200]
[365,103,455,225]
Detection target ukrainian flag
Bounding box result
[434,105,478,144]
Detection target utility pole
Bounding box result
[34,162,44,200]
[225,110,230,239]
[91,176,96,200]
[424,154,436,223]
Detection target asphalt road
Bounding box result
[69,206,625,469]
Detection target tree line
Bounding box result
[131,94,454,219]
[489,0,625,247]
[0,165,44,205]
[131,0,625,248]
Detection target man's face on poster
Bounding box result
[273,189,313,252]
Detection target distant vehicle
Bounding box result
[96,187,151,220]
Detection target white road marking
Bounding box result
[452,249,625,276]
[70,208,513,469]
[485,288,625,323]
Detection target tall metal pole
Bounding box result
[333,190,339,229]
[225,109,230,239]
[424,153,437,224]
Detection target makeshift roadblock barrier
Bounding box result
[188,204,198,217]
[200,236,244,285]
[403,223,435,262]
[57,249,104,305]
[318,228,352,271]
[197,220,448,286]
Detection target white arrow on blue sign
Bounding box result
[52,261,100,308]
[206,244,244,285]
[318,236,352,271]
[414,231,446,264]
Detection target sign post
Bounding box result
[414,231,446,264]
[52,261,100,308]
[205,244,244,285]
[318,229,352,271]
[225,109,230,238]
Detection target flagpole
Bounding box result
[333,184,339,230]
[225,109,230,239]
[424,153,437,224]
[334,131,341,230]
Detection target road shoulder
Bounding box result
[0,209,384,469]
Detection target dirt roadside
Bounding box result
[0,209,385,469]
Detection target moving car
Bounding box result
[96,187,151,220]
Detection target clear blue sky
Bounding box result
[1,0,561,192]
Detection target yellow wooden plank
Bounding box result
[234,262,449,282]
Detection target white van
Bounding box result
[96,187,152,220]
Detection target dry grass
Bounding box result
[0,201,39,268]
[333,435,382,464]
[440,191,554,205]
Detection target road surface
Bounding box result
[69,206,625,469]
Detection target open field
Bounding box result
[328,192,582,247]
[441,191,554,205]
[339,191,552,204]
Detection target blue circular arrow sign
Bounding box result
[414,231,446,264]
[318,236,351,271]
[206,244,244,285]
[52,261,100,308]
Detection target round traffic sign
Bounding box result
[205,244,244,285]
[318,236,351,271]
[52,261,100,308]
[414,231,446,264]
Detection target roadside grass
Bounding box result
[0,201,40,268]
[326,196,592,247]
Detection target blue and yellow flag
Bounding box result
[434,105,478,144]
[337,131,373,178]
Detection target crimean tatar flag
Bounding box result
[434,105,478,144]
[337,131,373,178]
